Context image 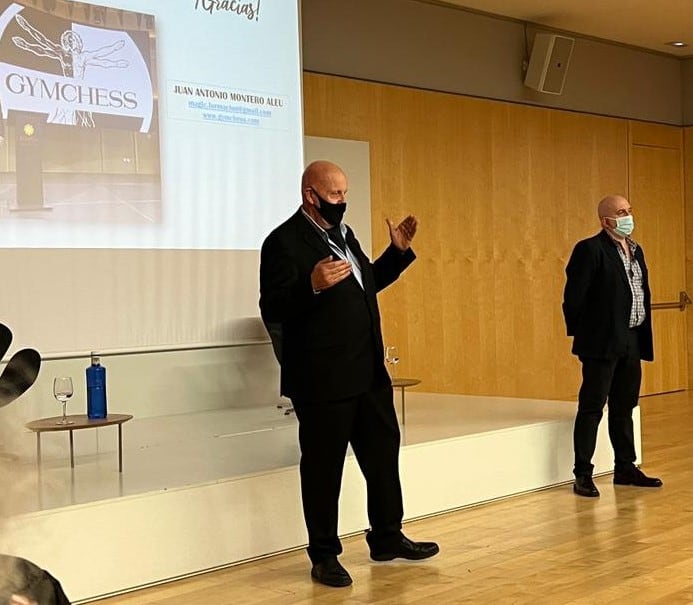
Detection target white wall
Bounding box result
[0,339,283,460]
[304,135,372,255]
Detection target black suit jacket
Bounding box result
[260,209,415,403]
[563,230,653,361]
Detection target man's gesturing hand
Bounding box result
[387,215,418,251]
[311,256,352,292]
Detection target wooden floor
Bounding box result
[94,391,693,605]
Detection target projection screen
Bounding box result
[0,0,304,355]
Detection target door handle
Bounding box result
[651,291,692,311]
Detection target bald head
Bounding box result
[598,194,633,239]
[302,161,347,193]
[301,160,348,227]
[598,195,630,219]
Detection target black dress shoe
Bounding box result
[369,534,440,561]
[613,466,663,488]
[310,556,352,587]
[573,475,600,497]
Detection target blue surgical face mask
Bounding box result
[609,215,634,237]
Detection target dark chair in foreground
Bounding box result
[0,554,70,605]
[0,325,66,604]
[0,322,41,409]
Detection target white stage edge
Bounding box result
[0,393,641,603]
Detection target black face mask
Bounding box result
[313,190,347,226]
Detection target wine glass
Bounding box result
[53,377,74,425]
[385,345,400,378]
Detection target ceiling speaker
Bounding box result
[524,33,575,95]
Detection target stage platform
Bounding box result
[0,392,640,603]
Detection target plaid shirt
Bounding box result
[613,237,646,328]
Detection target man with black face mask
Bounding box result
[259,160,438,588]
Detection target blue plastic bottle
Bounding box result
[86,352,107,419]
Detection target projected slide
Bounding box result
[0,0,303,250]
[0,0,160,224]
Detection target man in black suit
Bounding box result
[563,194,662,498]
[259,160,438,587]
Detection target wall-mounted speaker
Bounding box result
[524,33,575,95]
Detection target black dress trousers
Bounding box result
[292,383,403,563]
[573,328,641,477]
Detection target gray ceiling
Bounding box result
[431,0,693,57]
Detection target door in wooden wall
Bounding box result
[630,122,688,394]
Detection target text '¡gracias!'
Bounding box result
[194,0,262,22]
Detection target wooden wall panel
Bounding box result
[304,73,630,400]
[630,121,682,149]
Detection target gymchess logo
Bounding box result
[0,1,155,132]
